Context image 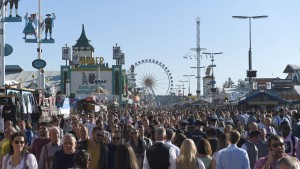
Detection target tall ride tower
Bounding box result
[196,17,201,99]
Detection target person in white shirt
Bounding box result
[273,109,290,131]
[264,117,277,138]
[86,115,96,138]
[281,121,299,157]
[165,129,180,157]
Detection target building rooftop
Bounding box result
[72,24,94,50]
[5,71,61,89]
[283,64,300,73]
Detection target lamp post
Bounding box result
[183,75,195,96]
[179,80,188,96]
[176,84,183,99]
[232,15,268,84]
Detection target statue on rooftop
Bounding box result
[23,12,37,39]
[4,0,20,17]
[43,13,56,40]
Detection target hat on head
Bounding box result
[208,115,218,121]
[168,126,177,132]
[46,14,51,16]
[179,119,189,125]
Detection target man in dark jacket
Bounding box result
[77,126,108,169]
[143,127,176,169]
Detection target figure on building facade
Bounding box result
[43,13,56,40]
[4,0,20,17]
[82,72,88,85]
[23,12,37,39]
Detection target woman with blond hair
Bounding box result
[176,138,205,169]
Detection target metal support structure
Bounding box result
[0,6,5,86]
[183,17,207,99]
[196,17,201,99]
[37,0,44,89]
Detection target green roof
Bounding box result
[73,24,94,49]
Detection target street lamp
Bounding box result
[232,15,268,83]
[176,84,183,99]
[179,80,188,97]
[183,75,195,96]
[202,52,223,93]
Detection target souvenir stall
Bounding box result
[1,86,39,123]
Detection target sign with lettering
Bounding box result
[79,57,104,65]
[70,70,112,97]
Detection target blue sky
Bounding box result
[4,0,300,96]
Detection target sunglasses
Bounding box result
[112,137,120,141]
[14,140,25,145]
[272,142,284,148]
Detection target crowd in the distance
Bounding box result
[1,105,300,169]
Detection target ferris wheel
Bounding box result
[130,59,173,96]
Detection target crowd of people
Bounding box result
[1,105,300,169]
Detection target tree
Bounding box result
[223,77,235,88]
[237,79,246,88]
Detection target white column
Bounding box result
[0,4,5,86]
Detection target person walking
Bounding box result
[31,122,50,161]
[76,126,108,169]
[197,138,213,169]
[165,128,180,157]
[38,127,62,169]
[72,150,91,169]
[254,135,287,169]
[143,127,177,169]
[241,130,260,169]
[176,138,205,169]
[2,132,38,169]
[115,144,139,169]
[52,134,76,169]
[216,130,250,169]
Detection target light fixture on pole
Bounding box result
[232,15,268,85]
[183,75,195,96]
[202,52,223,93]
[179,80,188,98]
[176,84,183,96]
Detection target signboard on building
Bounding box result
[272,79,293,88]
[70,70,112,97]
[62,47,71,60]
